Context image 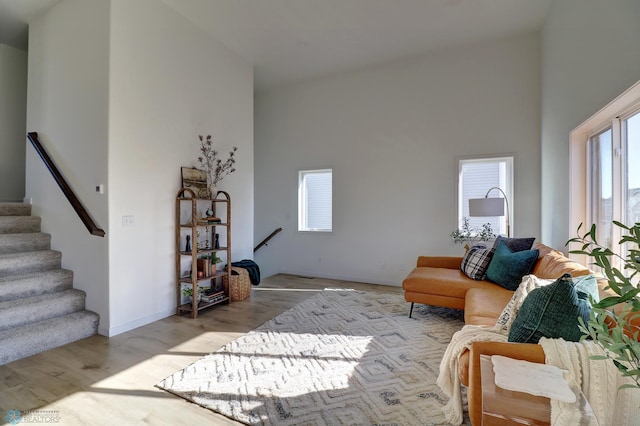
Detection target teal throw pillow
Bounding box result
[573,274,599,305]
[485,241,539,290]
[508,273,592,344]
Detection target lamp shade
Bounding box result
[469,197,505,217]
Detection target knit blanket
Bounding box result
[436,274,552,424]
[540,337,640,426]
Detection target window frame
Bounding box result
[569,79,640,263]
[297,168,333,233]
[455,154,515,237]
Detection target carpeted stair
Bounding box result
[0,202,99,365]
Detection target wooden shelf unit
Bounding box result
[175,187,232,318]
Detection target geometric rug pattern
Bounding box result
[157,289,467,425]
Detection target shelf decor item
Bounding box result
[197,134,238,199]
[180,167,209,198]
[182,285,201,304]
[223,266,251,302]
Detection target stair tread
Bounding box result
[0,288,87,332]
[0,250,62,277]
[0,249,61,258]
[0,216,41,234]
[0,288,85,309]
[0,232,51,237]
[0,268,72,283]
[0,269,74,302]
[0,203,31,216]
[0,233,52,255]
[0,310,99,365]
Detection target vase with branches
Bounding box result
[567,221,640,390]
[197,134,238,198]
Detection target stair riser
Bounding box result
[0,270,74,302]
[0,203,31,216]
[0,234,51,255]
[0,251,62,277]
[0,311,99,365]
[0,290,86,332]
[0,217,41,234]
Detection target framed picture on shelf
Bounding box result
[181,167,208,198]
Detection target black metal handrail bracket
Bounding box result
[27,132,105,237]
[254,227,283,253]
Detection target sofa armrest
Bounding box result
[416,256,463,269]
[467,341,545,426]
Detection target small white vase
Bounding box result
[208,185,217,199]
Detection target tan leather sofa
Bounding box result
[402,242,595,425]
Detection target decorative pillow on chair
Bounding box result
[492,235,536,252]
[495,274,555,333]
[460,244,494,280]
[508,273,592,344]
[485,241,539,290]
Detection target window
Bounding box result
[570,80,640,261]
[456,156,514,237]
[589,128,613,249]
[298,169,332,232]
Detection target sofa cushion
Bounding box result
[492,235,535,252]
[464,287,513,325]
[460,244,494,280]
[508,273,591,344]
[531,244,591,278]
[485,242,539,291]
[403,266,502,300]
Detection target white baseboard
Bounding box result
[103,307,176,337]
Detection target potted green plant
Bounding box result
[182,286,202,303]
[567,221,640,390]
[211,253,222,272]
[450,217,496,251]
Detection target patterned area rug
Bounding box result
[157,289,468,425]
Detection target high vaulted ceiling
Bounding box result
[0,0,552,90]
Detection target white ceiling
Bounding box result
[0,0,552,90]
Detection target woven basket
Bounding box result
[223,266,251,302]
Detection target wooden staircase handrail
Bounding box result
[254,227,282,253]
[27,132,106,237]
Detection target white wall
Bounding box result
[27,0,253,337]
[26,0,110,331]
[541,0,640,250]
[107,0,253,335]
[0,44,27,201]
[255,33,541,285]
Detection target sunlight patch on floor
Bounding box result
[252,287,324,292]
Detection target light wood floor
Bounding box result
[0,274,404,425]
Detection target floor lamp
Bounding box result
[468,187,510,237]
